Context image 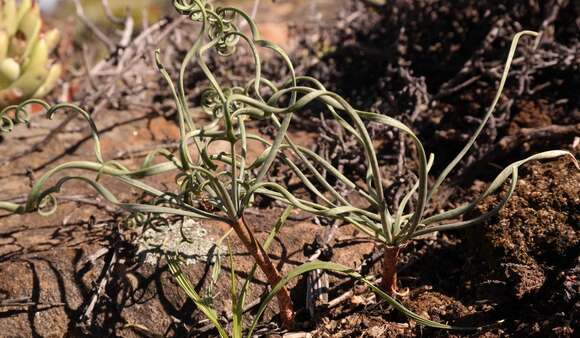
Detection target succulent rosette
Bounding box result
[0,0,61,107]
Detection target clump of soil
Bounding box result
[466,157,579,335]
[473,158,578,297]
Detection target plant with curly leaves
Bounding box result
[0,0,453,331]
[1,0,577,333]
[240,29,578,296]
[159,1,490,331]
[0,0,296,328]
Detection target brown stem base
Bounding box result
[231,217,294,328]
[381,245,401,296]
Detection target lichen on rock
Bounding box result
[136,218,222,266]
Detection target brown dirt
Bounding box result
[465,157,579,336]
[475,157,578,293]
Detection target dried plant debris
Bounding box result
[136,218,221,266]
[297,0,579,176]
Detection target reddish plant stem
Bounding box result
[381,245,401,296]
[230,216,294,328]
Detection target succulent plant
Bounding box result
[0,0,61,107]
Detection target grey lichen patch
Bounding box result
[136,218,222,266]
